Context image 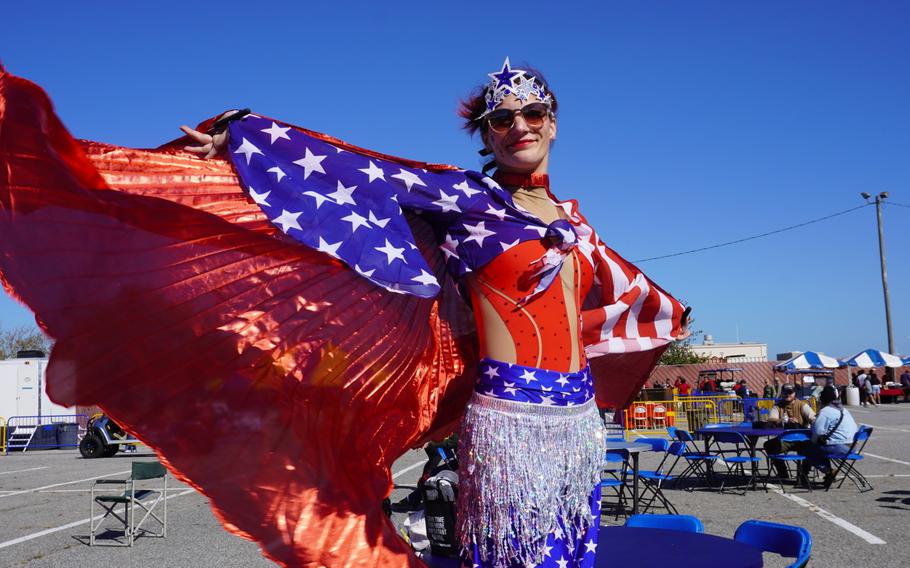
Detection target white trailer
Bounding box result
[0,356,74,421]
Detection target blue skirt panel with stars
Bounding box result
[474,358,595,407]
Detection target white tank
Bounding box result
[845,386,860,406]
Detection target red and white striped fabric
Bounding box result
[551,198,686,408]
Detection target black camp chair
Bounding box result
[90,461,168,546]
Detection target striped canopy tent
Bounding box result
[844,349,905,368]
[903,356,910,366]
[774,351,844,371]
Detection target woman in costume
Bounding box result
[0,59,686,567]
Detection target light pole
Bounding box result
[860,192,895,380]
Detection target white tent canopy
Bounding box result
[845,349,905,368]
[775,351,843,371]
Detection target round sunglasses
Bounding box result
[485,103,551,133]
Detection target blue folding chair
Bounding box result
[765,431,810,493]
[827,425,873,492]
[601,449,629,518]
[710,431,764,493]
[638,441,686,514]
[625,513,704,533]
[734,520,812,568]
[672,429,720,489]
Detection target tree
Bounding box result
[0,324,53,360]
[659,339,709,366]
[658,308,708,365]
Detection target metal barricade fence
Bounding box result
[673,396,722,432]
[625,394,754,433]
[623,397,722,436]
[4,414,88,454]
[716,397,745,424]
[623,395,821,437]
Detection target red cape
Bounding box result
[0,68,477,567]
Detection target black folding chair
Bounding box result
[90,461,168,546]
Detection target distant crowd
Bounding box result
[852,368,910,406]
[646,368,910,405]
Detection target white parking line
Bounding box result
[0,470,130,499]
[769,485,886,544]
[862,424,910,434]
[391,460,427,480]
[865,453,910,466]
[7,488,195,494]
[0,467,48,476]
[865,474,910,478]
[0,488,195,550]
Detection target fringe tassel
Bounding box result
[456,393,604,567]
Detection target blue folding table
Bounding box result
[596,526,763,567]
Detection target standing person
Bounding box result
[734,379,749,398]
[869,370,882,406]
[800,386,858,488]
[675,376,691,396]
[900,369,910,402]
[856,369,869,406]
[700,375,716,393]
[0,61,687,568]
[443,61,688,567]
[771,376,783,399]
[762,380,775,399]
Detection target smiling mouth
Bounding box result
[509,139,536,149]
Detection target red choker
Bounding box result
[492,171,550,190]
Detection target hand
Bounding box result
[676,306,692,340]
[179,110,238,159]
[675,317,691,341]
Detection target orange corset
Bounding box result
[467,238,594,373]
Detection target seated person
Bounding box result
[800,386,858,487]
[762,384,816,478]
[767,384,816,426]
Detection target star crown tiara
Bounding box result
[479,57,553,120]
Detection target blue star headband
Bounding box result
[479,57,552,119]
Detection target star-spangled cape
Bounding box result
[0,68,683,567]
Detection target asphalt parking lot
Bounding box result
[2,403,909,567]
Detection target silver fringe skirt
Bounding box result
[456,359,605,567]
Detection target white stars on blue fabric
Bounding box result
[293,148,327,179]
[227,114,577,299]
[234,138,263,165]
[475,359,594,407]
[261,122,291,144]
[470,487,601,568]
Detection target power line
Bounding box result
[886,201,910,209]
[634,203,872,263]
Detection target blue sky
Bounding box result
[1,1,908,358]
